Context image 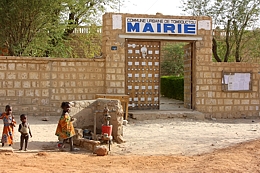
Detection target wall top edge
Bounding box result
[211,61,260,66]
[0,56,105,62]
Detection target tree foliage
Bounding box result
[161,43,185,76]
[61,0,120,36]
[0,0,59,56]
[70,25,102,58]
[181,0,260,62]
[182,0,212,16]
[0,0,119,57]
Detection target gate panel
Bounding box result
[126,40,160,110]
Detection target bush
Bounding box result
[161,76,184,101]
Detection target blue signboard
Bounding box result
[126,17,197,35]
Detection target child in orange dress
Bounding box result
[0,105,16,147]
[55,102,76,151]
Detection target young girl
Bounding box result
[0,105,16,147]
[18,114,32,151]
[55,102,76,151]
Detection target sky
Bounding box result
[112,0,186,16]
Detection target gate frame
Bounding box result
[102,13,214,114]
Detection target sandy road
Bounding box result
[0,115,259,156]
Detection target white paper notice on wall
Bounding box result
[112,15,122,29]
[198,20,211,30]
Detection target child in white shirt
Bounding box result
[18,114,32,151]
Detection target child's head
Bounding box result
[20,114,27,123]
[5,105,12,115]
[61,102,71,112]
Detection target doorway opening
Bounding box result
[125,39,194,111]
[160,41,194,111]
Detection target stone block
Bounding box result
[8,63,15,70]
[93,146,108,156]
[74,128,83,139]
[81,139,100,151]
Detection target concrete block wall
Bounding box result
[0,56,105,117]
[195,62,260,118]
[102,12,260,118]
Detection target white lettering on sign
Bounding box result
[126,17,197,35]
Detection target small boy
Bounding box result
[18,114,32,151]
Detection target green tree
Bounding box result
[0,0,119,57]
[161,43,185,76]
[62,0,120,36]
[239,29,260,62]
[70,25,102,58]
[181,0,212,16]
[181,0,260,62]
[0,0,61,56]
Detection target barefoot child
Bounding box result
[0,105,16,147]
[18,114,32,151]
[55,102,76,151]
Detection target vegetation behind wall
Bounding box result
[161,76,184,101]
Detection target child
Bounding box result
[18,114,32,151]
[55,102,76,151]
[0,105,16,147]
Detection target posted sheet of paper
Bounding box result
[227,73,251,90]
[112,15,122,29]
[198,20,211,30]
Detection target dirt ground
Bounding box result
[1,116,260,172]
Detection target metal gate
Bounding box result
[126,40,160,110]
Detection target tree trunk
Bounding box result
[64,12,76,37]
[224,20,231,62]
[212,37,222,62]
